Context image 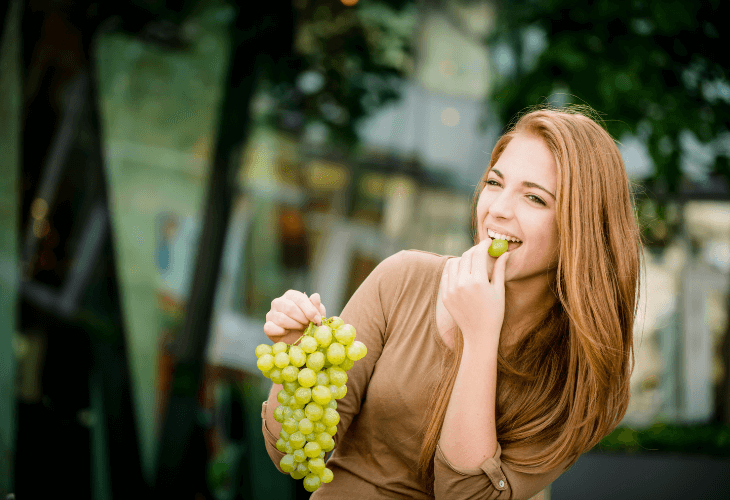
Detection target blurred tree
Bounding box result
[486,0,730,245]
[253,0,416,148]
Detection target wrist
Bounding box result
[461,327,500,354]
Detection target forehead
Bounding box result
[491,133,557,188]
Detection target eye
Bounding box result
[486,179,501,187]
[527,194,546,206]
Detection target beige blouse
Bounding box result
[262,250,568,499]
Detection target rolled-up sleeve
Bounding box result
[261,401,286,473]
[434,441,568,500]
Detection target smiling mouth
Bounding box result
[486,228,523,251]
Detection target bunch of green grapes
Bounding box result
[255,315,367,493]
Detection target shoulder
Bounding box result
[376,249,448,277]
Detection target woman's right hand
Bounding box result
[263,290,327,345]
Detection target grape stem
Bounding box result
[290,316,328,345]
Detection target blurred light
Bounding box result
[306,160,349,190]
[438,59,456,79]
[297,71,325,95]
[440,107,460,127]
[359,172,386,199]
[33,218,50,239]
[704,240,730,273]
[340,0,359,6]
[30,198,48,220]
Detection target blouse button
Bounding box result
[498,480,505,488]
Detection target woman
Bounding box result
[261,107,642,499]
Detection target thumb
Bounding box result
[491,252,510,286]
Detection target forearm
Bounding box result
[439,337,499,468]
[264,382,284,438]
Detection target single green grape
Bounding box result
[289,431,306,449]
[292,449,306,463]
[326,399,337,410]
[305,432,317,442]
[298,418,314,435]
[334,324,356,346]
[316,371,330,386]
[313,326,333,347]
[328,316,345,330]
[306,352,326,372]
[282,365,299,382]
[272,342,288,354]
[311,385,332,406]
[307,457,325,474]
[280,429,290,441]
[274,352,290,369]
[321,407,340,427]
[282,418,298,435]
[305,402,324,421]
[294,387,312,406]
[296,463,309,476]
[327,343,346,365]
[304,441,322,458]
[327,367,347,387]
[279,454,296,473]
[291,409,305,422]
[346,341,367,361]
[300,336,318,354]
[488,239,509,258]
[298,368,317,388]
[290,469,306,480]
[314,422,326,434]
[276,438,287,453]
[319,467,334,484]
[283,381,299,394]
[288,345,306,367]
[338,357,355,371]
[257,354,275,373]
[325,425,337,436]
[273,405,286,423]
[277,389,291,405]
[303,474,321,492]
[255,344,272,358]
[269,369,284,384]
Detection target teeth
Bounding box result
[488,228,522,243]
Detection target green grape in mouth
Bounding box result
[488,239,509,258]
[254,314,367,492]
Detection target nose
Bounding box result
[488,190,514,220]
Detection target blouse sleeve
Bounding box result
[261,251,406,468]
[329,250,405,447]
[434,441,570,500]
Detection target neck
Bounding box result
[500,272,557,350]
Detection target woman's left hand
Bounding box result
[442,238,510,348]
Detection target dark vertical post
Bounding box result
[153,0,293,496]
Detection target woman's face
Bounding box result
[476,132,559,284]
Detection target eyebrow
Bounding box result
[490,168,556,200]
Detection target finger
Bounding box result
[458,247,474,282]
[309,293,326,324]
[282,291,321,325]
[272,296,310,326]
[473,238,489,279]
[267,310,309,331]
[490,251,511,286]
[263,320,285,338]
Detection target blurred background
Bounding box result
[1,0,729,498]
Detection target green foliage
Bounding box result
[488,0,730,196]
[256,0,417,148]
[597,423,730,456]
